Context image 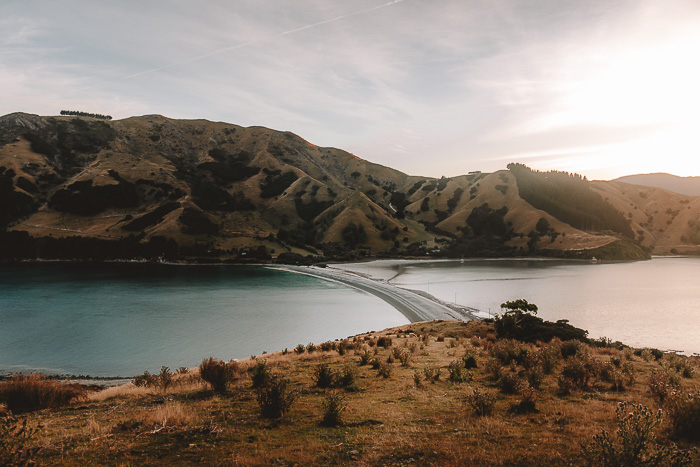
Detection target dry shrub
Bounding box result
[336,364,359,390]
[1,412,43,465]
[199,357,238,394]
[537,344,561,375]
[319,341,336,352]
[377,336,392,348]
[665,390,700,442]
[467,388,496,417]
[491,339,528,365]
[250,360,271,389]
[413,371,423,388]
[559,353,599,391]
[581,402,695,466]
[666,355,695,379]
[559,340,584,359]
[448,361,471,383]
[320,392,346,427]
[497,372,523,395]
[398,349,412,368]
[313,363,335,389]
[377,362,392,379]
[485,358,502,382]
[256,374,298,420]
[423,367,440,382]
[462,353,478,369]
[358,350,373,366]
[0,374,84,414]
[510,387,538,414]
[648,368,681,405]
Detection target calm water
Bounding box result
[0,263,406,377]
[341,257,700,355]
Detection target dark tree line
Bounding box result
[60,110,112,120]
[508,163,633,238]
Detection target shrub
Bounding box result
[560,354,598,390]
[665,390,700,442]
[199,357,237,394]
[1,412,43,465]
[156,366,173,392]
[581,402,695,466]
[666,355,695,379]
[377,362,392,378]
[313,363,335,389]
[448,361,471,383]
[538,343,560,374]
[510,387,538,414]
[370,358,382,370]
[560,340,584,359]
[485,358,502,381]
[398,349,412,368]
[525,365,544,389]
[497,372,523,395]
[462,353,478,369]
[557,375,574,396]
[491,339,528,365]
[467,388,496,417]
[250,360,271,389]
[377,336,393,348]
[423,367,440,382]
[636,347,664,361]
[306,343,317,353]
[294,344,306,354]
[256,374,298,420]
[336,364,359,390]
[648,368,681,404]
[359,350,373,366]
[132,371,156,387]
[320,392,346,427]
[413,371,423,388]
[319,341,336,352]
[0,374,83,414]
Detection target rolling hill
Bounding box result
[1,112,698,261]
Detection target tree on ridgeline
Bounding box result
[60,110,112,120]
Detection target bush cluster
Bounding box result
[199,358,238,394]
[0,374,83,414]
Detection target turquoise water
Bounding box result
[341,257,700,355]
[0,263,407,377]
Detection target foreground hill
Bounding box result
[1,112,698,260]
[1,319,698,465]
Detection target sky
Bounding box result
[2,0,699,180]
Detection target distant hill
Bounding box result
[615,173,700,196]
[2,112,698,261]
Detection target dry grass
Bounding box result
[6,320,699,465]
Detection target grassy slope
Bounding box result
[4,320,698,466]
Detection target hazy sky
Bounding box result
[2,0,699,180]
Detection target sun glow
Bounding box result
[522,29,700,178]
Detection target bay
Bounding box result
[339,257,700,355]
[0,263,407,377]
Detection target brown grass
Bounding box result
[8,320,700,465]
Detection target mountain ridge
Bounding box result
[614,173,700,197]
[1,112,698,261]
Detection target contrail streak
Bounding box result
[71,0,407,94]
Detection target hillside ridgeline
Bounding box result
[2,112,697,261]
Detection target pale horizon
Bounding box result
[2,0,699,181]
